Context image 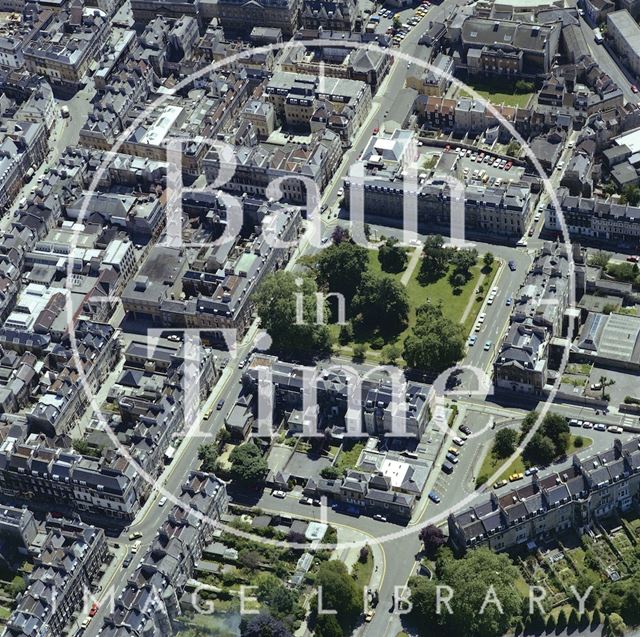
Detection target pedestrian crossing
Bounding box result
[622,414,638,428]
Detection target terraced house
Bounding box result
[449,437,640,553]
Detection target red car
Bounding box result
[626,255,639,263]
[505,161,512,170]
[89,603,99,617]
[632,85,639,94]
[372,127,379,134]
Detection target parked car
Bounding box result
[131,540,142,554]
[633,85,639,94]
[158,496,167,507]
[594,423,607,431]
[89,603,99,618]
[508,260,516,271]
[446,452,459,464]
[428,491,441,503]
[608,425,624,434]
[452,436,465,446]
[272,490,287,499]
[123,554,133,567]
[569,419,580,427]
[506,297,512,306]
[128,532,142,541]
[484,340,492,351]
[509,472,524,482]
[493,479,508,489]
[300,496,313,505]
[468,335,477,346]
[441,462,454,474]
[216,399,225,410]
[448,447,460,456]
[583,421,594,429]
[459,424,471,435]
[373,514,387,522]
[524,467,539,476]
[312,499,322,507]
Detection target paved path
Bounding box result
[400,246,422,286]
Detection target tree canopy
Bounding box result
[420,235,451,282]
[254,271,333,359]
[403,303,465,372]
[313,560,362,633]
[352,272,409,335]
[242,613,293,637]
[316,240,368,301]
[493,429,518,459]
[409,548,522,637]
[197,443,219,473]
[229,442,268,484]
[521,412,569,466]
[378,237,408,273]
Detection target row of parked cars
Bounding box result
[569,419,623,434]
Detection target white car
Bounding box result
[337,187,344,197]
[158,496,167,507]
[608,426,624,434]
[272,490,287,499]
[373,514,387,522]
[452,436,465,446]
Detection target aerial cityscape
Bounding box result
[3,0,640,635]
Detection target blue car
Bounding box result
[429,491,441,503]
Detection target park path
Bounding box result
[459,270,487,326]
[400,246,422,287]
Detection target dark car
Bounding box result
[216,399,225,410]
[508,260,516,271]
[123,554,133,567]
[459,424,471,435]
[428,491,441,503]
[445,452,459,464]
[441,462,454,475]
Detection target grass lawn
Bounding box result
[460,77,533,108]
[336,442,366,473]
[352,551,374,590]
[332,249,495,363]
[477,435,593,486]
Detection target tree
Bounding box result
[609,613,626,637]
[588,250,612,268]
[242,613,293,637]
[449,271,467,289]
[545,613,556,633]
[568,607,580,629]
[392,14,401,29]
[338,322,353,345]
[359,545,370,563]
[229,443,268,484]
[352,272,409,334]
[408,577,443,631]
[239,549,262,571]
[420,235,451,282]
[316,240,368,301]
[255,272,333,359]
[314,561,362,633]
[450,248,478,279]
[419,525,447,558]
[515,79,535,93]
[622,185,640,206]
[404,303,465,373]
[378,237,408,273]
[506,140,521,157]
[315,615,343,637]
[541,413,570,457]
[523,432,556,466]
[520,410,538,442]
[381,343,401,365]
[483,252,495,271]
[331,226,350,245]
[320,465,341,480]
[493,428,518,459]
[352,343,367,361]
[437,549,523,637]
[7,575,25,597]
[198,443,219,473]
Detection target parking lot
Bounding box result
[453,149,525,187]
[370,2,432,44]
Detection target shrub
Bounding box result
[574,436,584,448]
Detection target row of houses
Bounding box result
[99,471,228,636]
[449,437,640,552]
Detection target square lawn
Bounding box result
[460,77,533,108]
